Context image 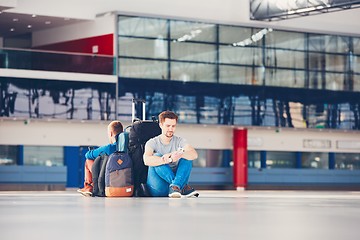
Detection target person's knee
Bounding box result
[179,158,192,164]
[85,159,94,171]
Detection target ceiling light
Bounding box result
[10,28,15,32]
[27,25,32,28]
[45,21,51,24]
[32,14,37,18]
[13,18,19,22]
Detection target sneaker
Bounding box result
[168,185,181,198]
[181,185,199,198]
[77,183,93,197]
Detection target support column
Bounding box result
[233,128,248,190]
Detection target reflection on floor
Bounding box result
[1,190,360,240]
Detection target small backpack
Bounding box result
[104,131,134,197]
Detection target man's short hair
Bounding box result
[109,121,123,135]
[159,110,178,123]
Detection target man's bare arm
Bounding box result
[143,145,170,166]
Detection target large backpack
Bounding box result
[128,117,161,197]
[92,153,109,197]
[92,132,134,197]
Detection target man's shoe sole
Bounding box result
[168,192,181,198]
[184,191,199,198]
[77,189,93,197]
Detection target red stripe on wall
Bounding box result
[35,34,114,56]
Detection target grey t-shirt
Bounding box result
[145,135,188,169]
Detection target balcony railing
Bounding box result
[0,48,115,75]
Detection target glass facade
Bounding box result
[1,14,359,130]
[0,78,116,120]
[301,152,329,169]
[265,151,297,169]
[335,153,360,170]
[0,145,18,165]
[117,15,360,130]
[193,149,232,168]
[23,146,64,166]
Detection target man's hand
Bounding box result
[170,150,184,162]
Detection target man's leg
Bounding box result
[147,165,175,197]
[172,158,192,189]
[173,158,199,197]
[84,159,94,186]
[77,159,94,196]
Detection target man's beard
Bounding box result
[165,131,173,138]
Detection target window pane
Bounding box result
[265,30,305,50]
[353,37,360,55]
[219,46,262,65]
[219,66,258,85]
[266,151,297,168]
[118,16,167,38]
[324,35,349,53]
[354,74,360,91]
[0,145,18,165]
[325,73,346,90]
[354,55,360,74]
[248,151,261,168]
[170,20,216,42]
[171,42,216,63]
[119,37,168,59]
[325,54,345,72]
[265,69,305,88]
[308,52,324,71]
[302,152,329,169]
[23,146,64,166]
[265,49,305,69]
[170,62,216,83]
[219,26,263,47]
[193,149,231,167]
[308,34,325,51]
[335,153,360,170]
[119,58,168,79]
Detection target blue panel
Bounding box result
[0,166,66,183]
[329,152,335,169]
[18,145,24,165]
[189,167,233,185]
[248,168,360,186]
[296,152,302,168]
[260,151,266,168]
[64,146,82,188]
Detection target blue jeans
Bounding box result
[147,154,193,197]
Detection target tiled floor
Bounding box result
[1,190,360,240]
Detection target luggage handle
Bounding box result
[132,98,146,121]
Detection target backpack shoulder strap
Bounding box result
[117,131,129,153]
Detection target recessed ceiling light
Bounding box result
[27,25,32,28]
[45,21,51,24]
[32,14,37,18]
[13,18,19,22]
[10,28,15,32]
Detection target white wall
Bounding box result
[1,118,359,153]
[16,0,360,40]
[32,14,116,47]
[8,0,359,51]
